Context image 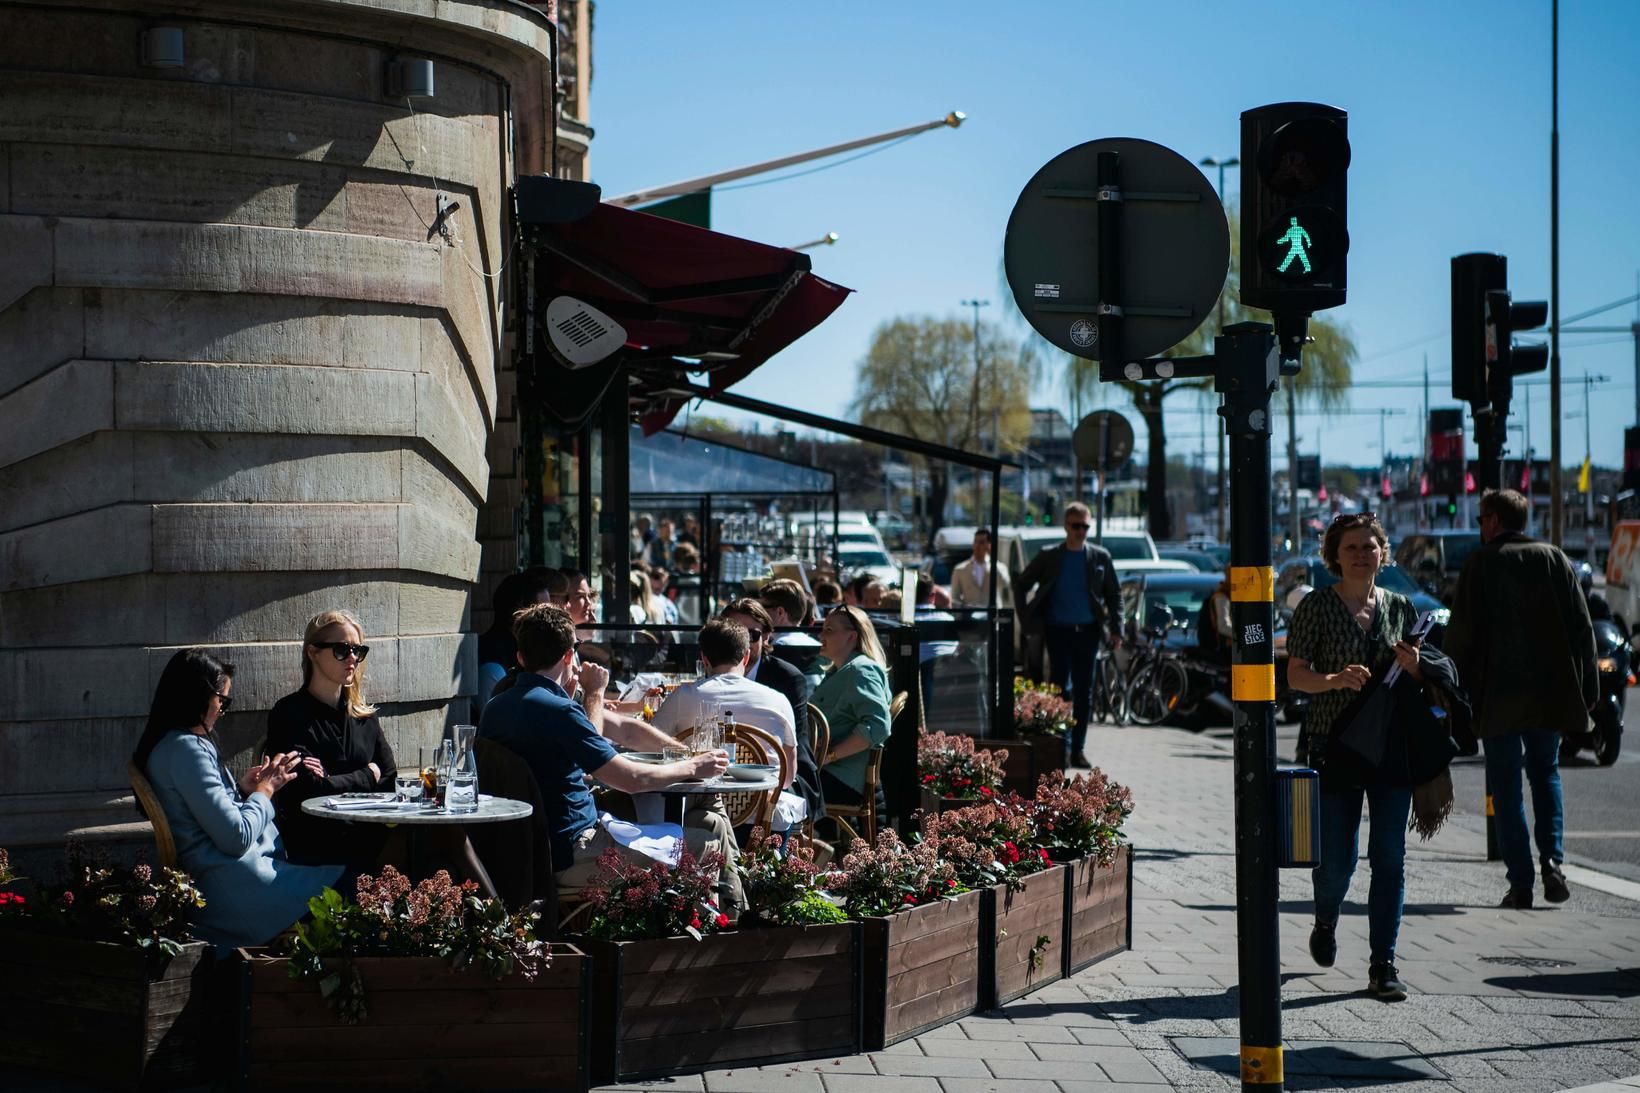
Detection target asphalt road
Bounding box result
[1192,677,1640,884]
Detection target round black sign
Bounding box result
[1072,410,1135,470]
[1005,138,1229,362]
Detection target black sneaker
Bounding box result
[1367,962,1407,1001]
[1069,755,1093,770]
[1308,921,1337,968]
[1499,887,1535,910]
[1542,861,1571,904]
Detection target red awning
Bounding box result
[518,177,851,432]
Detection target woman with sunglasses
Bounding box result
[264,610,398,867]
[134,649,343,948]
[811,605,893,813]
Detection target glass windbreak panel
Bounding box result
[863,610,997,737]
[574,624,705,699]
[536,428,583,569]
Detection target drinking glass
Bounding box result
[394,772,421,803]
[420,742,451,808]
[446,724,479,814]
[663,745,689,764]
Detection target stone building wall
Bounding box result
[0,0,557,847]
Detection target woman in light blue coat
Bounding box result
[135,649,343,948]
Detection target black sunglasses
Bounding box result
[746,628,767,641]
[1068,522,1091,531]
[214,690,234,711]
[312,641,370,662]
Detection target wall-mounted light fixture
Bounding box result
[387,57,436,99]
[140,26,185,69]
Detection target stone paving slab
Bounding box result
[577,721,1640,1093]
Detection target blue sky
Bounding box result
[588,1,1640,473]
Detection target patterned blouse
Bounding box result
[1288,584,1420,762]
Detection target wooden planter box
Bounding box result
[1064,844,1133,978]
[0,929,212,1090]
[233,944,588,1091]
[860,886,984,1049]
[918,788,986,818]
[982,864,1067,1008]
[585,922,860,1084]
[974,735,1066,797]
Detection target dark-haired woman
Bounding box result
[1287,513,1423,1002]
[135,649,342,949]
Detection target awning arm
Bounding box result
[695,389,1019,472]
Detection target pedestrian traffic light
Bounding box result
[1240,102,1350,314]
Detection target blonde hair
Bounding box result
[829,605,889,672]
[301,610,378,719]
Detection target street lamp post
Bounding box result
[961,298,992,518]
[1200,155,1240,544]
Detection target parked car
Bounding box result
[1275,556,1446,618]
[873,511,915,550]
[1394,530,1484,605]
[997,526,1159,584]
[1156,546,1222,573]
[836,544,902,590]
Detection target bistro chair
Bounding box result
[127,760,178,870]
[825,747,883,847]
[801,703,831,846]
[675,722,787,830]
[468,739,556,911]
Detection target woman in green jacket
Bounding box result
[812,605,893,810]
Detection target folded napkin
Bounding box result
[599,812,683,865]
[323,796,401,812]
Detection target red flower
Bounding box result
[1038,848,1051,865]
[0,891,24,906]
[979,786,993,797]
[714,913,730,928]
[1003,841,1021,865]
[690,912,702,929]
[922,774,936,783]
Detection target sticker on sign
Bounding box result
[1034,283,1061,299]
[1069,320,1098,348]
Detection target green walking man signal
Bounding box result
[1275,216,1312,275]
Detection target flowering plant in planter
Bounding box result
[917,731,1007,799]
[287,866,547,1023]
[824,828,966,918]
[1033,769,1134,866]
[739,828,846,927]
[1,843,206,956]
[922,796,1051,891]
[582,847,729,941]
[1013,679,1073,738]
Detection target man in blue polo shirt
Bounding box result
[479,604,742,910]
[1014,502,1124,768]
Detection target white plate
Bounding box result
[726,764,777,782]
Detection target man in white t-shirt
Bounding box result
[652,619,797,788]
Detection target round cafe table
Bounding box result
[302,794,533,897]
[645,772,780,825]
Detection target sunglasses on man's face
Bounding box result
[312,641,370,662]
[1068,522,1091,531]
[214,690,234,711]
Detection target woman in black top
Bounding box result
[266,609,396,867]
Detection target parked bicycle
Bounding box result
[1124,606,1191,727]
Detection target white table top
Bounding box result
[648,772,781,797]
[300,794,533,825]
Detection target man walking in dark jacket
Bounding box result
[1445,489,1598,908]
[1015,502,1124,768]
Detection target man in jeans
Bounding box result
[1445,489,1597,908]
[1014,502,1123,768]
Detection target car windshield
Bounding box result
[840,547,892,568]
[1443,535,1482,571]
[838,530,878,542]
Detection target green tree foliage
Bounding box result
[850,315,1038,532]
[1061,210,1358,539]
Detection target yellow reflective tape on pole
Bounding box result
[1232,664,1276,702]
[1485,795,1495,817]
[1241,1044,1284,1084]
[1230,565,1274,602]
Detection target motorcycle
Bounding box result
[1559,618,1633,766]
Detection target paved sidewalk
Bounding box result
[601,723,1640,1093]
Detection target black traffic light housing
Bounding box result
[1240,102,1351,316]
[1451,252,1548,411]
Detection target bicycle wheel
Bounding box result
[1127,657,1189,726]
[1097,655,1128,725]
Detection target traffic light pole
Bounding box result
[1217,321,1285,1091]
